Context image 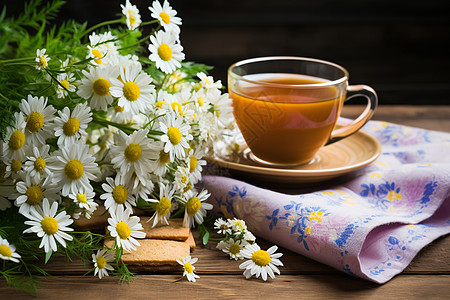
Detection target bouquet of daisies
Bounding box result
[0,0,237,293]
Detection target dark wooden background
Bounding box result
[3,0,450,105]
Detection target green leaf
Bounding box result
[202,230,210,246]
[44,250,52,264]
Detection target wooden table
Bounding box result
[1,105,449,299]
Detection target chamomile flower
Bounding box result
[19,95,56,146]
[174,166,192,193]
[228,218,248,233]
[146,183,175,227]
[92,249,115,279]
[77,66,119,111]
[3,156,25,181]
[214,218,232,235]
[23,198,74,253]
[14,171,60,216]
[109,66,156,114]
[2,112,27,161]
[56,72,76,98]
[107,205,145,252]
[87,32,119,66]
[239,244,283,281]
[54,103,92,147]
[152,141,171,176]
[0,237,21,263]
[67,187,97,211]
[186,148,207,184]
[100,176,136,214]
[209,89,234,126]
[197,72,222,90]
[23,144,52,183]
[182,189,212,228]
[149,0,182,33]
[35,48,50,70]
[49,141,98,196]
[217,238,248,260]
[121,0,141,30]
[148,30,184,74]
[176,256,199,282]
[160,112,193,162]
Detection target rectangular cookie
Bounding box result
[185,231,196,249]
[141,218,190,241]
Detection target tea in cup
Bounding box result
[228,56,378,166]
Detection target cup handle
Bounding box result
[327,84,378,145]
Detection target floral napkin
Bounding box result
[201,119,450,283]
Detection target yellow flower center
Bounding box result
[184,262,193,273]
[91,49,103,64]
[63,117,80,137]
[26,185,43,205]
[159,12,171,24]
[124,143,142,162]
[97,256,106,269]
[159,150,171,164]
[156,101,166,108]
[186,196,201,216]
[34,157,46,171]
[167,126,181,145]
[128,10,136,27]
[39,56,48,68]
[229,244,241,255]
[26,112,44,133]
[92,78,111,96]
[157,43,173,61]
[197,97,204,107]
[170,102,184,115]
[183,181,192,193]
[41,216,59,235]
[252,250,271,267]
[112,185,128,204]
[11,159,22,172]
[189,155,197,173]
[61,79,70,90]
[123,81,140,102]
[234,220,245,231]
[9,130,25,151]
[114,105,124,112]
[116,221,131,239]
[0,245,12,257]
[64,160,84,181]
[387,191,402,202]
[77,194,87,203]
[156,196,171,216]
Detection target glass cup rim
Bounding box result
[228,56,349,88]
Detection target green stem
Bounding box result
[81,19,123,38]
[139,20,159,27]
[0,57,35,64]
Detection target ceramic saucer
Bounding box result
[209,130,381,184]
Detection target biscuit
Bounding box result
[185,231,196,249]
[141,218,190,241]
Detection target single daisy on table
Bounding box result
[109,65,156,114]
[49,141,98,196]
[149,0,182,34]
[182,189,212,228]
[56,72,76,98]
[214,218,232,235]
[217,238,248,261]
[23,144,53,183]
[146,183,175,227]
[148,30,184,74]
[2,112,27,161]
[77,66,119,111]
[159,111,193,162]
[54,102,92,147]
[23,198,74,253]
[19,95,56,146]
[92,249,115,279]
[239,244,283,281]
[100,176,136,214]
[107,205,145,252]
[0,237,21,263]
[35,48,50,70]
[176,256,199,282]
[121,0,141,30]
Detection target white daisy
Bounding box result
[92,249,115,279]
[217,238,248,260]
[0,237,21,263]
[239,244,283,281]
[197,72,222,90]
[228,218,248,233]
[110,129,158,188]
[19,95,56,146]
[56,72,76,98]
[77,66,119,111]
[214,218,232,235]
[100,176,136,214]
[148,30,184,74]
[2,112,27,161]
[23,198,74,253]
[109,65,156,114]
[23,144,52,183]
[149,0,182,34]
[35,48,50,70]
[14,171,59,216]
[54,103,92,147]
[106,105,134,124]
[87,32,119,66]
[49,141,98,196]
[182,189,212,228]
[159,112,193,162]
[208,89,234,126]
[121,0,141,30]
[3,155,25,181]
[186,148,207,184]
[176,256,199,282]
[153,141,171,176]
[67,186,97,211]
[174,166,192,193]
[107,205,145,252]
[146,183,175,227]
